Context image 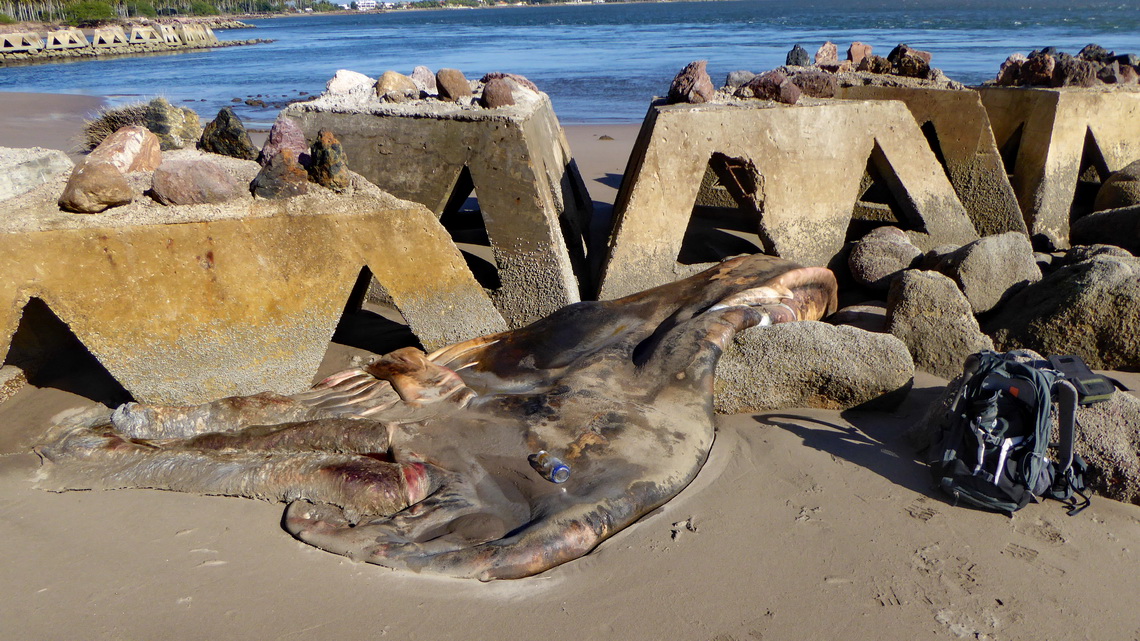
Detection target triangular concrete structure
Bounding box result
[980,87,1140,248]
[597,100,978,300]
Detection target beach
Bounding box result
[2,90,1140,640]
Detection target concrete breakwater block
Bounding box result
[979,86,1140,249]
[834,84,1026,238]
[285,89,592,329]
[598,99,978,300]
[0,165,505,404]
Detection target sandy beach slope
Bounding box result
[1,91,1138,641]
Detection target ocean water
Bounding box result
[0,0,1138,125]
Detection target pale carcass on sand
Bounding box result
[36,254,837,580]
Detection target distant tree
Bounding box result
[188,0,218,14]
[65,0,118,24]
[0,11,14,23]
[126,0,159,16]
[350,0,358,7]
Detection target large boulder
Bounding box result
[306,130,350,192]
[786,44,810,67]
[847,226,922,291]
[410,65,436,93]
[667,60,716,105]
[714,321,914,413]
[250,148,310,199]
[985,253,1140,370]
[375,70,419,102]
[737,70,801,105]
[1093,159,1140,212]
[480,78,516,108]
[0,146,73,201]
[1070,206,1140,254]
[87,125,161,174]
[144,97,201,151]
[326,69,375,95]
[886,270,994,379]
[929,232,1041,314]
[435,68,473,102]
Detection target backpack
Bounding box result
[927,350,1091,516]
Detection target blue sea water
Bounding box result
[1,0,1138,125]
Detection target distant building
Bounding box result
[357,0,377,9]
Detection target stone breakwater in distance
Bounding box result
[0,37,271,66]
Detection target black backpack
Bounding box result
[927,351,1091,515]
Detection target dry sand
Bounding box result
[2,92,1139,641]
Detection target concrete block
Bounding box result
[0,147,73,202]
[285,90,592,328]
[0,162,506,404]
[835,85,1026,237]
[128,26,162,45]
[159,25,181,45]
[0,32,43,53]
[980,86,1140,248]
[44,28,89,50]
[598,100,978,300]
[92,26,128,48]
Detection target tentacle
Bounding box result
[111,392,322,440]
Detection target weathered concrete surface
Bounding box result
[0,171,505,404]
[980,86,1140,248]
[0,147,73,201]
[598,100,978,299]
[285,93,592,328]
[835,85,1026,237]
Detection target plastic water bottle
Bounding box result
[529,450,571,484]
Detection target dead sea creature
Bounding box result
[36,255,837,580]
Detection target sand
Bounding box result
[2,91,1139,641]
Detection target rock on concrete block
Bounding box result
[88,125,162,174]
[1,168,506,404]
[285,89,592,329]
[57,160,133,214]
[714,321,914,412]
[886,269,993,379]
[0,146,73,201]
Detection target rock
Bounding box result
[58,161,133,214]
[410,65,437,92]
[724,70,756,89]
[1021,53,1055,86]
[857,54,892,74]
[0,364,26,405]
[1071,206,1140,254]
[0,146,73,201]
[896,52,931,78]
[996,53,1027,86]
[1115,53,1140,68]
[307,130,350,191]
[244,99,267,108]
[847,41,872,65]
[887,44,932,65]
[786,44,811,67]
[929,232,1041,314]
[326,69,375,95]
[145,97,201,151]
[198,108,259,161]
[87,125,161,174]
[1071,389,1140,505]
[1093,159,1140,212]
[984,253,1140,370]
[847,226,922,291]
[480,78,516,108]
[150,156,246,206]
[737,70,801,105]
[921,245,960,271]
[788,70,837,98]
[1052,56,1099,87]
[258,113,310,167]
[1121,65,1140,85]
[667,60,715,105]
[250,148,310,199]
[375,70,419,101]
[1078,43,1115,63]
[1096,60,1124,84]
[480,72,539,93]
[827,301,888,333]
[814,41,838,66]
[714,321,914,412]
[885,270,994,379]
[1055,243,1132,268]
[436,68,473,102]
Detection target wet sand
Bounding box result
[1,91,1139,641]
